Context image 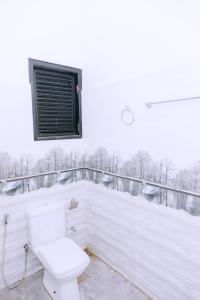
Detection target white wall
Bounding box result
[1,0,200,167]
[83,0,200,168]
[0,0,86,159]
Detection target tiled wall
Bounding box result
[87,183,200,300]
[1,181,200,299]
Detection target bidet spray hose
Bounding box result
[1,214,29,289]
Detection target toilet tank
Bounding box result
[26,203,66,249]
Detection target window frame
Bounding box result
[29,58,82,141]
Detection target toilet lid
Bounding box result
[36,237,89,277]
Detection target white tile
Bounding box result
[80,267,150,300]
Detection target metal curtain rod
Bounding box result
[0,167,200,199]
[145,96,200,108]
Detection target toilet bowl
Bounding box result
[26,203,90,300]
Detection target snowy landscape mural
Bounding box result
[0,146,200,216]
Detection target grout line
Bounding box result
[0,252,152,300]
[86,265,110,279]
[78,272,88,283]
[93,267,108,278]
[41,277,53,300]
[84,250,152,299]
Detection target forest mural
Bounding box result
[0,147,200,216]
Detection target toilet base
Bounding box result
[43,269,80,300]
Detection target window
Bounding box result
[29,59,82,140]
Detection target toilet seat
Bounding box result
[35,237,89,279]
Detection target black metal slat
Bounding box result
[39,128,75,132]
[38,112,73,117]
[34,67,78,137]
[39,125,73,128]
[38,115,73,120]
[37,107,73,112]
[38,121,74,127]
[35,75,73,83]
[36,75,73,81]
[37,95,73,101]
[39,128,73,132]
[38,115,72,120]
[39,132,75,135]
[37,107,73,114]
[39,127,74,130]
[35,73,72,81]
[36,85,73,92]
[37,108,73,114]
[37,101,73,106]
[36,90,73,97]
[37,103,73,108]
[39,132,75,136]
[38,118,73,122]
[37,99,72,104]
[36,81,72,87]
[38,121,73,125]
[38,116,73,123]
[39,124,74,127]
[36,84,71,92]
[39,128,74,131]
[38,109,73,114]
[35,77,72,86]
[35,69,74,80]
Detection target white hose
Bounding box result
[1,215,28,289]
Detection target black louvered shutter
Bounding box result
[29,59,82,140]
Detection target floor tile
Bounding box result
[0,255,151,300]
[85,254,108,277]
[78,272,88,283]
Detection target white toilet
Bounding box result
[26,203,90,300]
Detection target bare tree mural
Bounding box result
[20,154,34,192]
[0,152,11,179]
[1,146,200,215]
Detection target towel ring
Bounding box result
[121,106,134,126]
